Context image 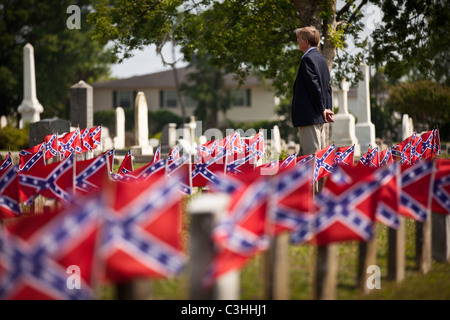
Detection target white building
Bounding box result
[92,67,278,125]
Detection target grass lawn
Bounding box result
[102,155,450,300]
[99,216,450,300]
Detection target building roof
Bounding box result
[92,67,271,89]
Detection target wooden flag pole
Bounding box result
[387,216,406,283]
[314,243,338,300]
[263,178,289,300]
[416,160,436,274]
[357,228,378,294]
[313,175,338,300]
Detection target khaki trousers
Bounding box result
[298,124,326,194]
[298,123,326,155]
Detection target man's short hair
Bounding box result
[295,26,320,47]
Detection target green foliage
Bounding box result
[87,0,392,102]
[370,98,399,142]
[150,109,184,134]
[226,119,278,140]
[180,55,233,128]
[327,23,348,50]
[0,0,112,119]
[87,0,450,143]
[370,0,450,85]
[274,98,299,143]
[88,0,184,63]
[179,0,301,98]
[93,110,115,133]
[386,80,450,129]
[0,125,29,151]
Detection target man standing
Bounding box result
[291,26,334,158]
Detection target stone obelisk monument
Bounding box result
[18,43,43,128]
[355,63,376,152]
[131,92,153,156]
[330,79,361,156]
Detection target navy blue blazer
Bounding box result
[291,48,332,127]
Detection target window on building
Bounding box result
[113,90,136,108]
[159,90,178,108]
[232,89,251,107]
[184,95,197,108]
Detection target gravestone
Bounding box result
[330,80,361,156]
[101,127,113,152]
[188,116,197,153]
[18,43,43,128]
[132,92,153,156]
[29,118,70,148]
[161,123,178,156]
[402,114,414,140]
[432,212,450,262]
[160,123,171,155]
[199,135,207,146]
[181,123,193,154]
[0,115,7,128]
[169,123,177,148]
[355,63,376,152]
[70,80,93,129]
[114,107,125,149]
[149,138,160,149]
[272,125,281,156]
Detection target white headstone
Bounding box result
[189,116,197,149]
[18,43,43,128]
[402,114,414,140]
[133,92,153,155]
[182,123,193,152]
[149,138,160,149]
[101,127,114,151]
[199,135,207,145]
[272,125,281,155]
[168,123,177,148]
[0,115,7,128]
[134,92,149,147]
[115,107,125,149]
[330,79,361,156]
[355,63,376,152]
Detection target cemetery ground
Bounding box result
[4,151,449,301]
[96,216,450,300]
[92,158,450,301]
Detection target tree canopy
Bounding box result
[87,0,450,142]
[386,80,450,127]
[88,0,450,90]
[89,0,373,98]
[180,55,234,128]
[369,0,450,85]
[0,0,112,120]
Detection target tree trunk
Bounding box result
[291,0,337,73]
[171,65,186,122]
[208,102,218,129]
[291,0,337,146]
[321,1,337,74]
[158,39,186,122]
[170,39,187,122]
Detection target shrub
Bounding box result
[149,110,183,135]
[226,119,278,140]
[93,108,183,138]
[0,125,29,151]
